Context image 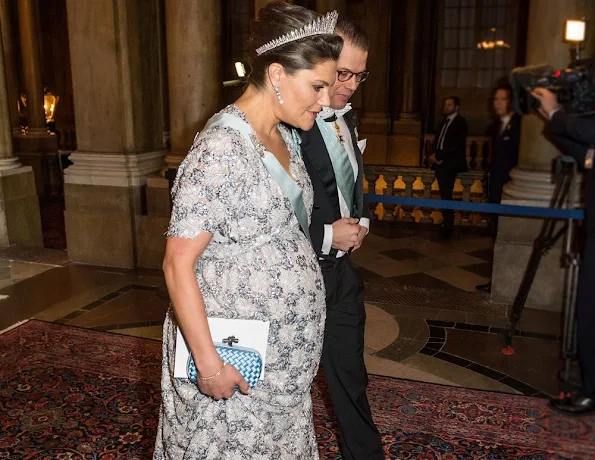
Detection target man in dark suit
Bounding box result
[300,18,384,460]
[429,96,468,238]
[476,84,521,292]
[533,87,595,416]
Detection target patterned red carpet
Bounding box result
[1,321,593,459]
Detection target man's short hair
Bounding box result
[335,17,369,51]
[494,83,513,99]
[444,96,461,107]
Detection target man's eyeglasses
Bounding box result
[337,70,370,83]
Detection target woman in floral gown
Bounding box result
[153,2,343,459]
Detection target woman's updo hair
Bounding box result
[248,1,343,89]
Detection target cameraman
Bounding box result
[532,87,595,416]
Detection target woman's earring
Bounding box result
[273,84,284,105]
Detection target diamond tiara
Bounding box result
[256,10,339,56]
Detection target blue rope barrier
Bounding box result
[363,194,585,221]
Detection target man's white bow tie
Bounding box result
[318,103,352,121]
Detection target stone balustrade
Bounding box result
[364,165,488,227]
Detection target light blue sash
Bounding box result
[315,117,355,215]
[203,113,310,242]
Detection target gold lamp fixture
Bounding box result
[43,89,59,123]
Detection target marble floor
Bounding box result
[0,222,567,399]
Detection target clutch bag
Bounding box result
[187,337,263,389]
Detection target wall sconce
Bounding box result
[565,19,587,63]
[43,90,59,123]
[224,62,248,88]
[235,62,246,78]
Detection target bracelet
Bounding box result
[198,362,226,381]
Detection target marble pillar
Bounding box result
[13,0,60,196]
[17,0,45,133]
[0,18,43,247]
[359,0,390,130]
[356,0,391,164]
[399,0,422,120]
[0,0,22,136]
[390,0,423,166]
[164,0,222,170]
[491,0,595,311]
[64,0,167,268]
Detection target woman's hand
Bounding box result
[196,358,251,400]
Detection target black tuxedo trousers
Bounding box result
[319,256,384,460]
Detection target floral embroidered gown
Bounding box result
[153,105,326,459]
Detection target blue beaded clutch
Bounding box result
[187,336,263,389]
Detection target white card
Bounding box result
[174,317,270,380]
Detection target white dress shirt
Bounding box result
[437,112,458,150]
[499,114,512,135]
[320,115,369,258]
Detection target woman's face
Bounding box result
[275,60,337,130]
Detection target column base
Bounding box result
[388,120,422,166]
[491,167,566,311]
[14,132,61,196]
[164,152,185,171]
[147,175,171,217]
[0,166,43,247]
[136,214,169,268]
[64,151,166,268]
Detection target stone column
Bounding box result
[13,0,60,196]
[492,0,595,311]
[0,0,22,136]
[399,0,422,120]
[144,0,221,254]
[356,0,391,164]
[64,0,167,268]
[0,19,43,247]
[390,0,423,166]
[17,0,45,134]
[164,0,222,170]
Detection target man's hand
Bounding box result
[331,218,360,252]
[428,153,443,166]
[351,224,368,252]
[531,88,560,117]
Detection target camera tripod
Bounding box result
[497,156,582,393]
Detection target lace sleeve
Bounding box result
[167,127,245,239]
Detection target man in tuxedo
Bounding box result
[429,97,468,239]
[533,88,595,416]
[300,18,384,460]
[476,84,521,292]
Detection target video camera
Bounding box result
[510,58,595,115]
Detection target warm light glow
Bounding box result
[476,40,511,50]
[43,91,59,122]
[234,62,246,78]
[565,19,586,42]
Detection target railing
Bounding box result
[364,165,488,227]
[424,135,491,171]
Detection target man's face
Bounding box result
[493,88,512,117]
[442,99,457,116]
[328,38,368,109]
